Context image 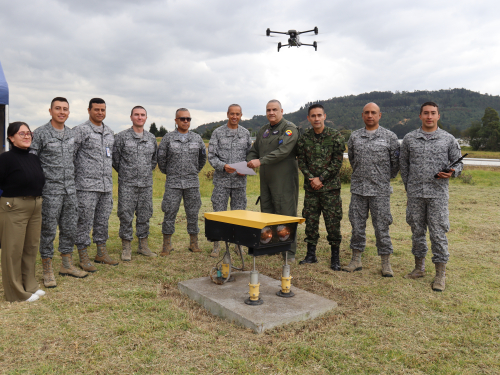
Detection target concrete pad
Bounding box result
[178,271,337,333]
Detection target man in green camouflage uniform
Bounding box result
[247,99,299,261]
[297,104,345,270]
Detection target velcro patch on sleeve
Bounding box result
[285,130,293,136]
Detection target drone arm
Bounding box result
[268,31,288,35]
[298,29,315,35]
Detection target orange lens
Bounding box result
[260,226,273,244]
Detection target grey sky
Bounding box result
[1,0,500,132]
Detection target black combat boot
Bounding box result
[330,245,341,271]
[299,243,318,265]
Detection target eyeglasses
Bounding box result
[17,131,33,138]
[176,117,192,122]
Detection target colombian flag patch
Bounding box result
[285,130,293,136]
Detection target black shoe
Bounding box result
[299,243,318,265]
[330,245,341,271]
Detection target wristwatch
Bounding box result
[318,176,324,182]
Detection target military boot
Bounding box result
[432,263,446,292]
[59,253,89,278]
[160,234,173,256]
[380,254,394,277]
[121,239,132,261]
[342,249,363,272]
[404,257,425,279]
[330,245,341,271]
[41,258,57,288]
[299,243,318,265]
[188,234,202,253]
[138,237,157,257]
[210,241,220,258]
[94,243,119,266]
[78,248,97,272]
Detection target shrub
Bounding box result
[458,172,475,185]
[339,160,353,184]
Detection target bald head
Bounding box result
[362,102,382,130]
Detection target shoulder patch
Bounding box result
[285,130,293,136]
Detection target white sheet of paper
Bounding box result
[228,161,257,175]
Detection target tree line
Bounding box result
[193,89,500,145]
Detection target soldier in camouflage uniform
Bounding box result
[344,102,400,277]
[113,106,158,261]
[73,98,118,271]
[208,104,252,257]
[247,100,299,261]
[400,102,463,292]
[297,104,345,270]
[157,108,207,255]
[30,97,88,288]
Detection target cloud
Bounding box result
[1,0,500,132]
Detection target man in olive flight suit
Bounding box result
[113,106,158,261]
[297,104,345,270]
[30,97,88,288]
[247,99,299,261]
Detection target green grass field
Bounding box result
[0,165,499,374]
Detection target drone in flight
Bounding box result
[266,27,318,52]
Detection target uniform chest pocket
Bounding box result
[88,136,102,149]
[220,138,233,150]
[63,138,75,154]
[370,140,388,153]
[409,142,425,155]
[46,141,61,152]
[188,142,199,153]
[170,142,183,153]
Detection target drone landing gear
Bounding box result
[278,42,290,52]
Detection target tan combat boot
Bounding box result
[41,258,57,288]
[138,237,157,257]
[160,234,173,256]
[210,241,220,258]
[78,248,97,272]
[121,239,132,261]
[59,253,89,278]
[94,243,119,266]
[188,234,202,253]
[432,263,446,292]
[342,249,363,272]
[381,254,394,277]
[404,257,425,279]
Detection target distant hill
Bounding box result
[194,88,500,138]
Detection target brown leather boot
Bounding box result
[404,257,426,279]
[210,241,220,258]
[342,249,363,272]
[59,253,88,278]
[160,234,173,256]
[432,263,446,292]
[138,237,157,257]
[121,239,132,261]
[94,243,118,266]
[188,233,202,253]
[78,248,97,273]
[381,254,394,277]
[42,258,57,288]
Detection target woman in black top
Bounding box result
[0,122,46,302]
